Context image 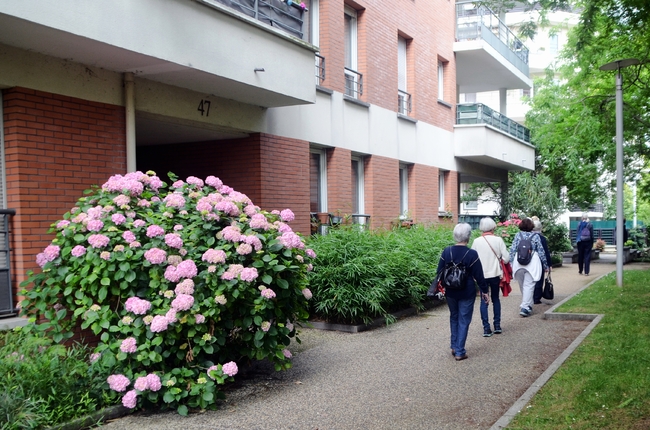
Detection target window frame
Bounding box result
[399,164,409,218]
[351,155,365,216]
[344,6,359,98]
[438,171,446,212]
[437,60,445,101]
[310,147,328,214]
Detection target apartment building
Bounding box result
[0,0,533,316]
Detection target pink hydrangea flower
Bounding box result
[56,220,70,229]
[164,193,186,208]
[122,390,137,409]
[129,241,142,248]
[171,294,194,311]
[195,314,205,324]
[216,200,240,216]
[186,176,204,187]
[215,294,227,305]
[280,209,295,222]
[120,337,137,353]
[134,376,149,391]
[107,374,130,392]
[122,231,136,243]
[71,245,86,257]
[133,219,146,228]
[306,248,317,258]
[172,180,185,189]
[261,321,271,332]
[150,315,168,333]
[43,245,61,261]
[146,225,165,238]
[174,279,195,295]
[222,226,242,242]
[261,288,276,299]
[164,233,183,249]
[88,234,110,248]
[146,374,162,392]
[100,251,111,261]
[249,213,269,230]
[283,349,292,358]
[174,224,183,231]
[236,243,253,255]
[207,365,219,380]
[205,176,223,188]
[279,232,304,250]
[144,248,167,265]
[240,267,258,282]
[202,249,226,264]
[243,235,263,251]
[112,213,126,225]
[165,308,178,323]
[302,288,313,300]
[176,260,197,279]
[89,352,101,363]
[124,297,152,315]
[222,361,238,377]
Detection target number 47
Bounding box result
[197,100,211,117]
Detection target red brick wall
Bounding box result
[409,164,439,225]
[2,87,126,300]
[137,134,311,234]
[364,155,399,228]
[326,147,352,215]
[318,0,456,130]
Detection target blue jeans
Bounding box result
[446,295,475,357]
[480,277,501,331]
[577,240,593,274]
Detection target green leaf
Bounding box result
[98,286,107,302]
[177,405,188,416]
[262,275,273,285]
[272,265,286,272]
[202,392,214,402]
[125,271,136,283]
[100,277,110,286]
[277,278,289,289]
[163,391,175,403]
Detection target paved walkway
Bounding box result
[101,256,648,430]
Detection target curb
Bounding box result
[489,273,607,430]
[46,405,130,430]
[305,300,444,333]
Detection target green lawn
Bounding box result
[507,269,650,429]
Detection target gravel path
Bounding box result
[102,257,649,430]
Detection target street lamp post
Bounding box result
[599,58,640,287]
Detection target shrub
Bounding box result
[19,172,314,415]
[543,222,573,254]
[306,224,452,325]
[0,329,108,429]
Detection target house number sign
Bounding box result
[197,99,211,117]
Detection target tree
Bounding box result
[462,171,566,224]
[523,0,650,208]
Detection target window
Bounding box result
[461,184,478,212]
[310,0,323,85]
[399,164,409,218]
[438,171,446,212]
[397,36,410,115]
[310,148,327,214]
[438,61,445,100]
[351,156,365,216]
[549,34,559,55]
[344,6,360,97]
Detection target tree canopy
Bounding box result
[523,0,650,207]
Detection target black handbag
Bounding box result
[542,273,554,300]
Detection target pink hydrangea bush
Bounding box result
[20,171,315,415]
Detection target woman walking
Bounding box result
[576,213,594,275]
[437,223,489,360]
[509,218,549,317]
[471,217,510,336]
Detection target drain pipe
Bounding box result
[124,72,136,173]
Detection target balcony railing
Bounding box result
[457,103,531,143]
[315,53,325,86]
[398,90,412,115]
[212,0,306,39]
[456,1,529,66]
[344,68,363,98]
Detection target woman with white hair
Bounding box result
[471,217,510,336]
[436,223,489,361]
[576,213,594,275]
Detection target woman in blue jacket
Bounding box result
[436,223,489,361]
[576,213,594,275]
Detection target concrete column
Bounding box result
[124,73,136,173]
[499,88,507,115]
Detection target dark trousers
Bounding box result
[577,240,593,274]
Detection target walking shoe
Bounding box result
[483,330,493,337]
[493,328,502,334]
[534,300,542,304]
[519,307,531,317]
[451,349,456,356]
[454,354,468,361]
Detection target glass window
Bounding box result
[351,156,365,215]
[399,164,409,217]
[344,6,359,97]
[549,34,558,55]
[439,172,446,211]
[398,37,407,92]
[438,61,444,100]
[310,149,327,213]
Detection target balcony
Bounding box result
[0,0,318,108]
[316,54,326,86]
[454,103,535,172]
[454,1,532,94]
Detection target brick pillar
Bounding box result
[326,147,352,217]
[364,155,399,229]
[410,164,438,225]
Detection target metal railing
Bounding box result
[456,103,531,143]
[315,53,325,86]
[344,67,363,98]
[212,0,306,39]
[398,90,412,115]
[456,1,529,67]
